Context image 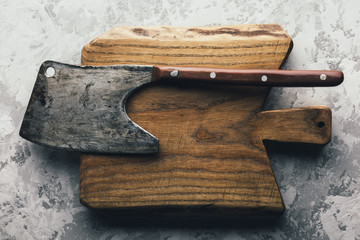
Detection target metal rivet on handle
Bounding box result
[210,72,216,79]
[170,70,179,77]
[261,75,268,82]
[320,74,327,81]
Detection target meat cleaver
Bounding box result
[20,61,343,154]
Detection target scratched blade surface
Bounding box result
[20,61,159,154]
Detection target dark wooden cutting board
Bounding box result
[79,24,331,217]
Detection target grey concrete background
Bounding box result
[1,0,359,239]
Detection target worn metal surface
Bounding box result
[20,61,158,154]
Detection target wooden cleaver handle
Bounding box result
[153,66,343,87]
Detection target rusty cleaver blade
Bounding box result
[20,61,343,154]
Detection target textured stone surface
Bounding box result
[0,0,359,239]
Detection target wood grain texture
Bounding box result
[153,66,344,86]
[257,106,331,144]
[81,24,292,69]
[79,24,328,217]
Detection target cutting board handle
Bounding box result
[256,106,331,144]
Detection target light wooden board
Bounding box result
[81,24,291,69]
[79,24,330,217]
